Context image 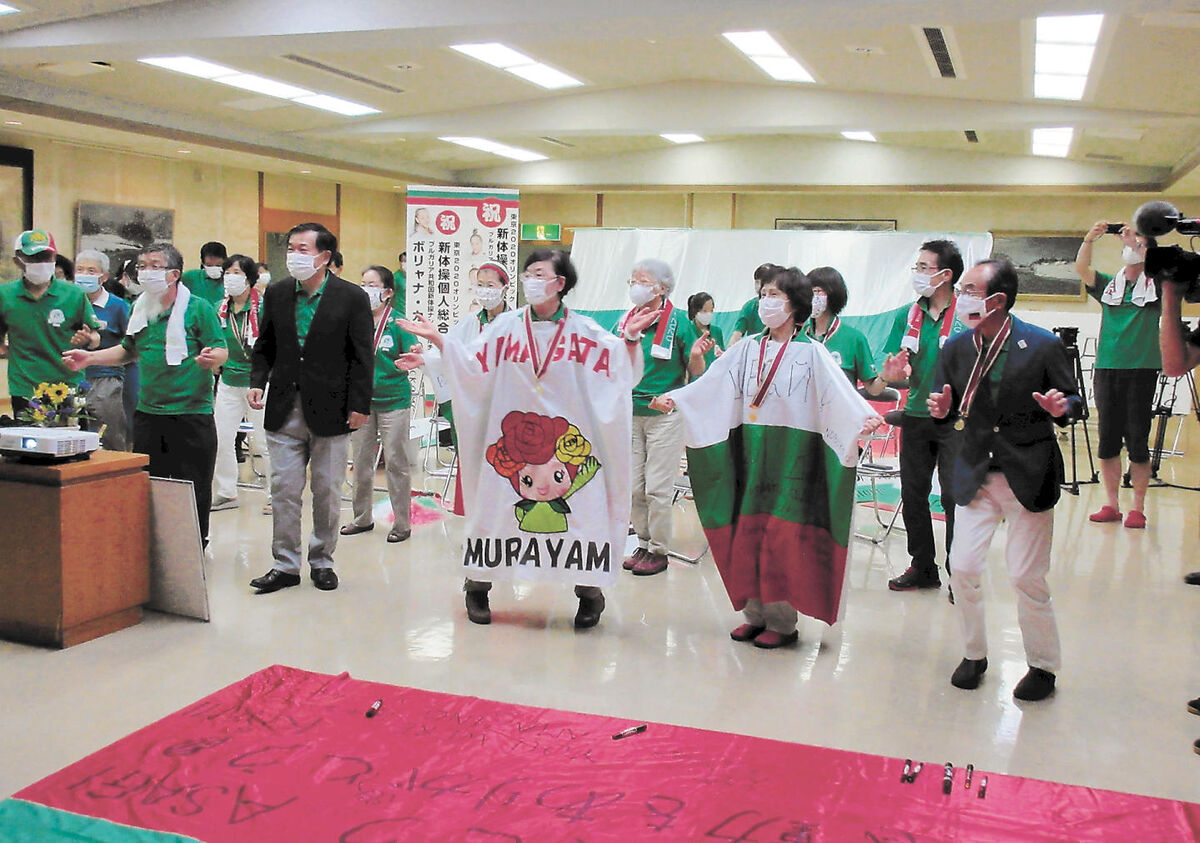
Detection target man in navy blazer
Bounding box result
[929,257,1082,702]
[247,222,374,594]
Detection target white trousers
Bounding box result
[213,381,269,501]
[631,412,684,555]
[949,472,1061,673]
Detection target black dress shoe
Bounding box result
[310,568,339,591]
[1013,667,1056,701]
[340,523,374,536]
[574,594,606,629]
[1185,571,1200,586]
[250,569,301,593]
[888,566,941,591]
[1187,697,1199,716]
[950,657,988,690]
[465,591,491,625]
[387,528,411,543]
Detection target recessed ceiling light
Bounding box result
[138,56,237,79]
[1034,14,1103,101]
[439,136,548,162]
[660,133,704,144]
[177,149,191,154]
[449,42,582,90]
[841,131,877,142]
[292,94,380,116]
[1031,127,1073,157]
[0,4,19,15]
[299,169,312,174]
[723,30,815,83]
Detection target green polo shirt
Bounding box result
[806,318,878,385]
[0,278,101,398]
[693,320,725,366]
[623,305,697,415]
[295,274,328,345]
[733,296,763,336]
[219,296,262,388]
[1088,271,1162,370]
[122,295,225,414]
[883,298,967,417]
[371,314,419,412]
[180,268,226,309]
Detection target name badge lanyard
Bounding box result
[524,306,569,394]
[954,317,1011,431]
[748,331,793,422]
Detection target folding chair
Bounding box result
[854,395,907,545]
[668,454,709,564]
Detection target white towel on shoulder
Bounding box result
[128,282,192,366]
[1100,267,1157,307]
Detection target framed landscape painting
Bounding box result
[76,201,174,273]
[990,233,1086,300]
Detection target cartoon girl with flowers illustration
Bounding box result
[485,411,601,533]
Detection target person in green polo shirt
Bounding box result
[210,254,268,511]
[728,262,780,346]
[880,239,968,594]
[618,258,712,577]
[1075,221,1162,529]
[804,266,887,394]
[340,265,420,543]
[686,292,725,366]
[180,241,228,308]
[64,242,227,545]
[0,229,100,416]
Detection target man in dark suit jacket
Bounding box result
[928,257,1082,702]
[247,222,374,593]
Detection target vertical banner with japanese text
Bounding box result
[405,185,520,333]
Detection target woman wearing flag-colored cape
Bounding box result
[652,267,882,648]
[400,250,657,630]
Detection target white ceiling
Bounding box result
[1,0,1199,192]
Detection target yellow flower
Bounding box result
[555,425,592,465]
[33,383,53,400]
[46,383,70,403]
[30,409,47,423]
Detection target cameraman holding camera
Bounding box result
[1075,222,1161,529]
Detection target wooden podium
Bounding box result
[0,450,150,648]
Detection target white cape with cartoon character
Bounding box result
[441,306,638,587]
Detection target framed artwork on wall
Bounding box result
[775,218,897,231]
[76,201,174,274]
[990,233,1086,301]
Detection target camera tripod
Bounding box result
[1136,369,1200,492]
[1058,337,1099,495]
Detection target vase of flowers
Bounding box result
[20,381,93,428]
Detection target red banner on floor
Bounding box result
[17,665,1200,841]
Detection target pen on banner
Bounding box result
[612,724,647,740]
[965,764,974,789]
[366,699,382,718]
[942,762,954,795]
[908,762,923,783]
[900,759,912,783]
[978,776,989,799]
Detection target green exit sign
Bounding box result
[520,223,561,241]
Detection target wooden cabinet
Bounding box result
[0,451,150,648]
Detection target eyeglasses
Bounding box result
[912,263,943,273]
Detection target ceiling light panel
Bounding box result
[449,42,583,89]
[439,136,548,162]
[723,31,815,83]
[841,131,877,142]
[139,56,379,116]
[1033,14,1103,101]
[0,4,19,14]
[1032,127,1073,157]
[660,133,704,144]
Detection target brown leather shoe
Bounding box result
[622,547,648,570]
[631,552,668,576]
[574,593,606,628]
[465,590,491,625]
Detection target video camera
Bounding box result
[1134,200,1200,302]
[1053,326,1079,349]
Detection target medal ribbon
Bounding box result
[750,331,793,410]
[372,304,393,352]
[807,315,841,344]
[957,317,1012,422]
[524,305,570,383]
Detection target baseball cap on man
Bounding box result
[17,229,57,256]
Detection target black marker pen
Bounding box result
[965,764,974,789]
[366,699,382,718]
[978,776,988,799]
[942,762,953,794]
[612,724,647,740]
[901,759,912,783]
[909,762,923,783]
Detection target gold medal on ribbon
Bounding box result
[954,418,965,431]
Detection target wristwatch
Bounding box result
[623,330,643,344]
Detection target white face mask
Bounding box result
[956,293,989,325]
[695,311,714,326]
[23,261,55,285]
[286,252,320,282]
[810,291,828,319]
[204,265,223,280]
[259,272,271,284]
[912,270,944,298]
[223,274,248,298]
[758,296,790,329]
[629,283,658,308]
[1122,245,1144,265]
[138,268,169,295]
[475,285,504,310]
[364,286,388,310]
[75,274,102,294]
[522,276,554,306]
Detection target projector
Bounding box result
[0,426,101,463]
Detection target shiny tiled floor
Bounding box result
[2,441,1199,808]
